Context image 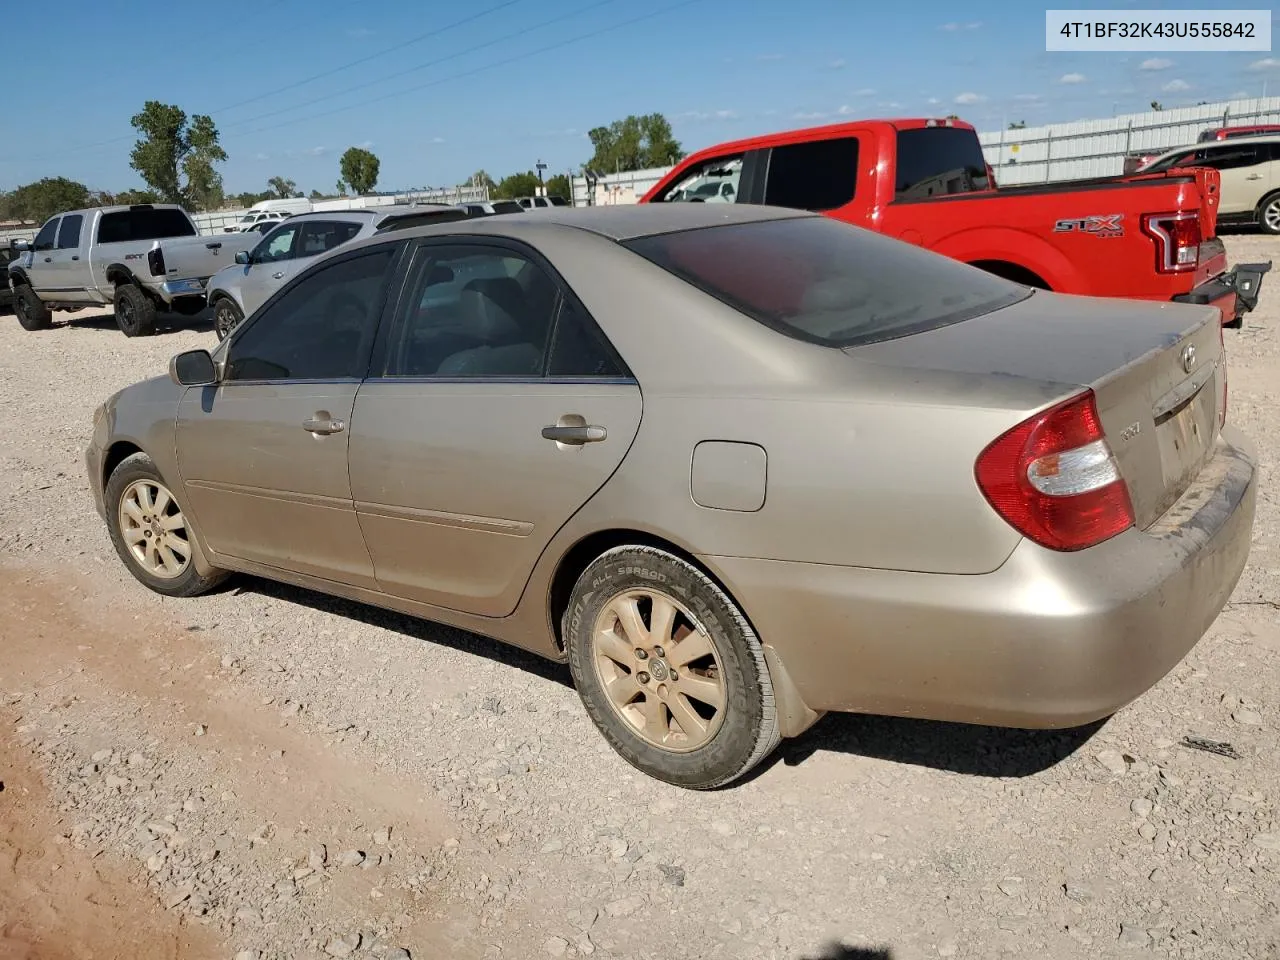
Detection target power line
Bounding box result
[209,0,528,116]
[235,0,708,137]
[221,0,624,133]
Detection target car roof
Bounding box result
[1153,134,1280,160]
[339,202,812,252]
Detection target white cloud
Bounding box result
[1249,57,1280,70]
[1162,78,1190,92]
[1140,57,1173,71]
[1230,89,1250,98]
[253,152,270,161]
[879,101,902,109]
[926,97,941,105]
[940,21,960,31]
[1014,93,1043,101]
[676,109,740,122]
[757,53,783,62]
[854,87,876,96]
[837,104,856,115]
[793,111,828,120]
[431,137,446,144]
[346,27,374,38]
[954,92,986,105]
[306,146,327,156]
[940,20,981,30]
[827,58,847,69]
[965,21,982,29]
[357,140,374,149]
[1059,72,1086,84]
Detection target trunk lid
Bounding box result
[845,290,1224,530]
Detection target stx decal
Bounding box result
[1053,214,1125,238]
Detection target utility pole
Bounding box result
[536,159,547,198]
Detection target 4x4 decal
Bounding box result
[1053,214,1124,238]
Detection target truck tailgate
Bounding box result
[149,234,257,284]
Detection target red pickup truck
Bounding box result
[640,118,1271,326]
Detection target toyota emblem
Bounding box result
[1181,344,1196,374]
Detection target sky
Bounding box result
[3,0,1279,196]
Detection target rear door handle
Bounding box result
[71,255,80,261]
[542,424,607,444]
[303,416,345,435]
[1246,174,1263,180]
[272,271,285,279]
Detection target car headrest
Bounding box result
[459,277,525,343]
[426,264,454,286]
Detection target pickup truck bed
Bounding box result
[642,118,1271,326]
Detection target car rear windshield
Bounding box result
[623,215,1030,348]
[894,127,990,200]
[492,200,523,214]
[97,208,197,244]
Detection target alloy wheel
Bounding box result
[117,479,191,579]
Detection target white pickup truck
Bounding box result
[7,204,258,336]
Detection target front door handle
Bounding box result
[303,415,346,435]
[542,424,607,445]
[1246,174,1263,180]
[272,271,285,279]
[42,257,51,262]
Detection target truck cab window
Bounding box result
[33,218,60,252]
[764,138,859,211]
[653,155,743,203]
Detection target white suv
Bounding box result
[1142,135,1280,234]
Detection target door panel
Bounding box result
[177,383,376,586]
[349,382,642,615]
[27,218,60,293]
[241,222,302,315]
[50,213,92,301]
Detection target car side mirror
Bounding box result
[12,239,30,253]
[169,349,218,386]
[235,250,251,265]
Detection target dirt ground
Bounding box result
[1,236,1279,960]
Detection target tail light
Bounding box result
[1142,212,1201,273]
[147,247,166,278]
[975,390,1135,552]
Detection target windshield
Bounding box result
[623,215,1029,348]
[97,208,196,244]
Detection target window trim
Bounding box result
[368,235,634,385]
[220,240,408,386]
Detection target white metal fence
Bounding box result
[1,185,492,242]
[568,95,1280,201]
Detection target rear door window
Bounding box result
[763,137,859,211]
[894,127,991,200]
[624,215,1029,348]
[298,220,362,256]
[57,214,83,249]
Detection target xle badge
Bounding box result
[1053,214,1124,238]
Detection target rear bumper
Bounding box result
[707,427,1257,729]
[1175,260,1273,323]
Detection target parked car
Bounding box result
[206,203,472,339]
[640,118,1271,327]
[0,239,20,312]
[7,204,259,336]
[516,195,570,210]
[87,204,1256,790]
[1140,136,1280,235]
[224,210,291,234]
[462,200,525,216]
[1198,123,1280,142]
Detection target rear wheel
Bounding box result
[213,297,244,341]
[14,285,51,331]
[1258,193,1280,235]
[104,452,227,598]
[114,284,157,337]
[565,545,780,790]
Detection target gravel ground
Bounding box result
[2,236,1279,960]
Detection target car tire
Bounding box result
[104,452,228,598]
[1258,193,1280,235]
[564,545,781,790]
[212,297,244,341]
[114,283,157,337]
[14,285,52,331]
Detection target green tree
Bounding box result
[128,101,228,210]
[1150,100,1164,111]
[231,190,273,209]
[339,147,380,195]
[545,173,571,202]
[4,177,92,223]
[309,189,326,200]
[585,113,684,173]
[1008,120,1026,130]
[468,169,497,191]
[495,171,540,199]
[268,176,299,199]
[115,188,161,205]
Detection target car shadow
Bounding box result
[222,575,1104,778]
[56,308,214,336]
[764,709,1106,779]
[234,575,575,689]
[800,945,893,960]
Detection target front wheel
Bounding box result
[1259,194,1280,235]
[565,546,781,790]
[104,452,227,598]
[212,297,244,341]
[14,285,51,331]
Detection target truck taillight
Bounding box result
[147,247,166,277]
[1142,212,1201,274]
[975,390,1135,552]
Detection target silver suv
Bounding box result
[207,204,473,339]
